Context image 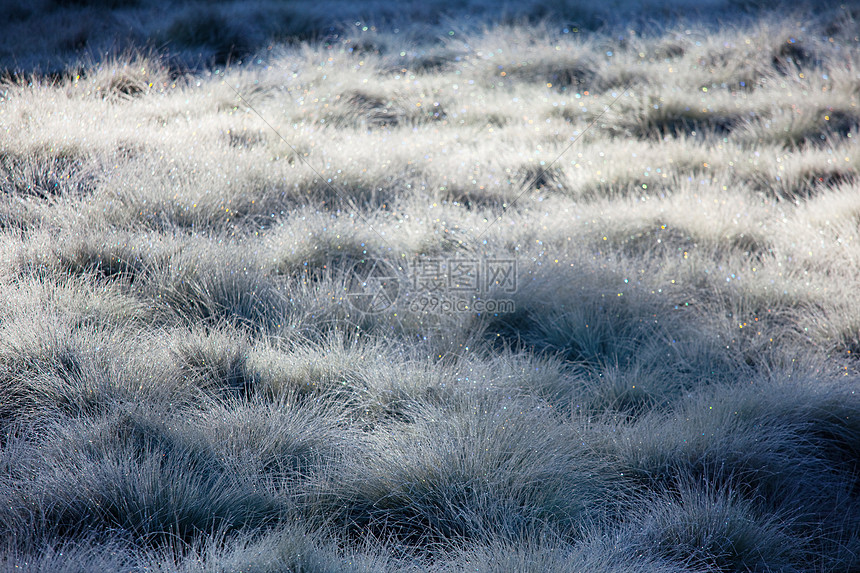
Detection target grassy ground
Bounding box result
[1,1,860,571]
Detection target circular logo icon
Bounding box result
[345,258,401,314]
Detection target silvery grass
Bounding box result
[1,3,860,571]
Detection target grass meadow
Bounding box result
[1,0,860,570]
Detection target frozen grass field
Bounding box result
[1,0,859,570]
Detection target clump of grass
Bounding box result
[128,521,398,573]
[483,263,684,368]
[610,96,746,140]
[437,533,689,573]
[25,228,168,285]
[0,312,128,430]
[509,53,598,90]
[0,146,98,200]
[193,395,353,480]
[11,410,280,546]
[330,89,406,128]
[245,334,371,401]
[81,53,171,101]
[0,536,138,573]
[771,36,819,74]
[322,392,627,546]
[739,143,860,202]
[267,218,393,279]
[632,480,800,572]
[168,325,254,399]
[0,271,147,327]
[750,104,860,148]
[614,373,860,516]
[142,237,286,331]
